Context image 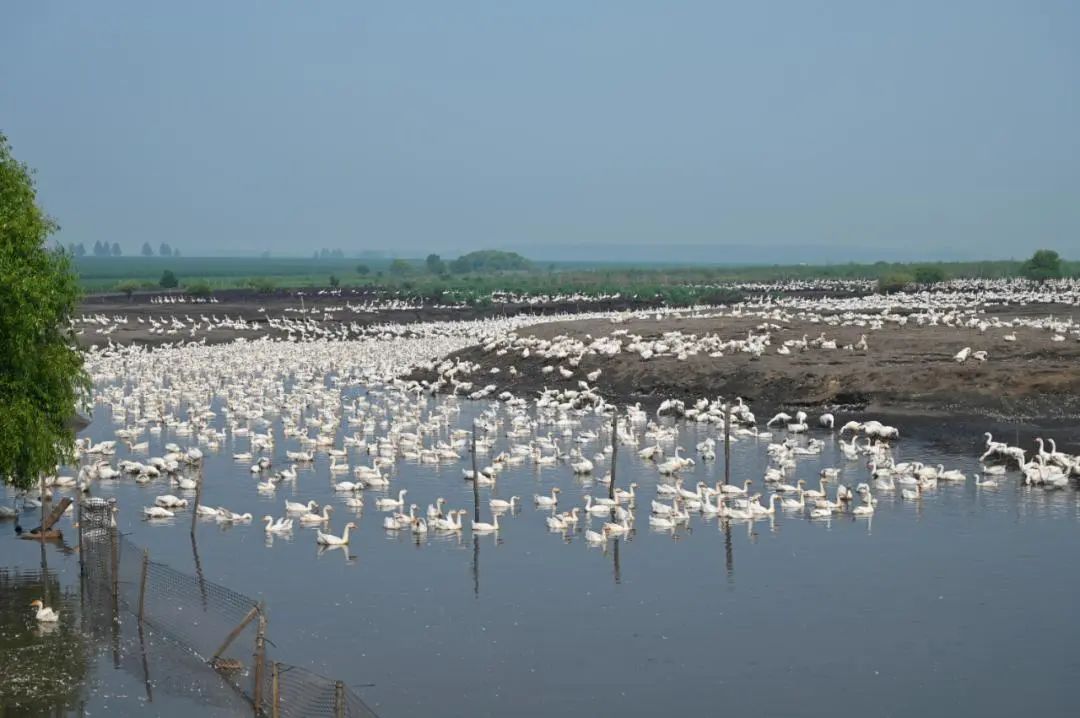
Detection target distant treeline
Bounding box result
[75,250,1077,298]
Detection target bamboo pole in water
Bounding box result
[138,548,149,623]
[608,413,618,501]
[724,403,732,486]
[190,463,204,537]
[471,427,480,524]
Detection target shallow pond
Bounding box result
[3,393,1079,717]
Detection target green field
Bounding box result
[75,255,1079,304]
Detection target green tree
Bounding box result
[0,133,89,490]
[185,279,213,297]
[425,253,445,274]
[159,269,178,288]
[159,242,172,257]
[356,264,370,276]
[389,258,412,275]
[913,265,946,285]
[877,272,913,294]
[247,276,276,293]
[141,241,153,256]
[1021,249,1062,282]
[110,241,122,256]
[329,274,340,288]
[114,279,140,300]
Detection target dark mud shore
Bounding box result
[406,309,1080,455]
[78,289,663,348]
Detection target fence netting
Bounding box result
[80,501,379,717]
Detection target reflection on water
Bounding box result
[3,394,1080,716]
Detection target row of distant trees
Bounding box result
[359,250,532,278]
[878,249,1065,292]
[66,241,180,257]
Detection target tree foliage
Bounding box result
[389,258,413,275]
[425,253,446,274]
[449,250,532,274]
[114,279,140,299]
[159,269,178,288]
[1021,249,1062,282]
[247,276,276,293]
[913,265,946,285]
[877,272,913,294]
[141,241,153,256]
[0,133,89,490]
[185,279,213,297]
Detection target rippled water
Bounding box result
[3,394,1079,717]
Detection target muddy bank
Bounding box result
[407,310,1080,454]
[77,290,665,348]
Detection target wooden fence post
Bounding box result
[335,680,345,718]
[211,605,260,665]
[109,520,120,602]
[110,517,120,668]
[271,663,280,718]
[253,607,267,715]
[138,548,149,624]
[76,495,84,578]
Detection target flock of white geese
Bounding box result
[3,282,1078,554]
[3,358,1076,549]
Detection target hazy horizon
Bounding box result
[3,1,1079,261]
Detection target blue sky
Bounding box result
[2,1,1078,260]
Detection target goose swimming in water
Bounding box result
[534,488,561,507]
[471,514,500,533]
[29,600,59,623]
[316,522,356,545]
[489,496,519,511]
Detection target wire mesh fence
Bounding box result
[80,500,379,717]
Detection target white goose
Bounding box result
[426,498,446,520]
[779,490,805,511]
[316,522,356,545]
[285,499,318,514]
[263,515,293,533]
[434,510,465,531]
[649,514,677,529]
[534,488,561,507]
[852,492,876,516]
[471,514,500,533]
[375,489,407,511]
[29,600,60,622]
[299,506,334,524]
[489,496,519,511]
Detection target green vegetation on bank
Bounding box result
[75,250,1078,303]
[1,133,89,491]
